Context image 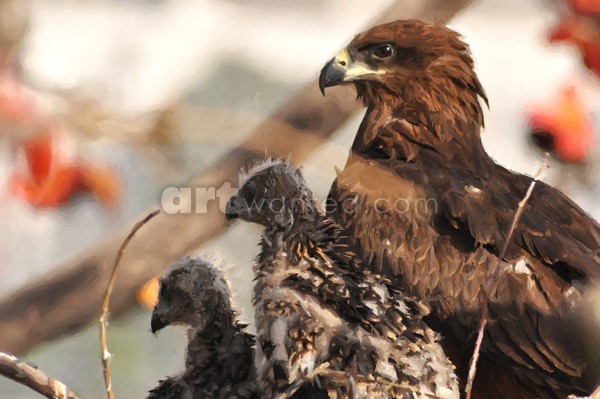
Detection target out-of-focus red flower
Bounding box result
[527,86,594,163]
[549,12,600,78]
[0,70,36,123]
[21,128,53,184]
[9,128,119,209]
[570,0,600,15]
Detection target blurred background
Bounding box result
[1,0,599,397]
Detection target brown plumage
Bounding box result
[226,160,459,399]
[320,19,600,398]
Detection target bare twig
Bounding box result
[0,351,83,399]
[464,154,550,399]
[464,302,488,398]
[99,209,160,399]
[501,157,551,261]
[567,385,600,399]
[589,384,600,399]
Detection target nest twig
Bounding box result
[99,209,160,399]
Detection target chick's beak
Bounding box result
[150,310,168,334]
[225,196,240,221]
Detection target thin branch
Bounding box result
[464,302,488,398]
[99,209,160,399]
[567,386,600,399]
[464,154,550,399]
[590,385,600,399]
[501,158,551,259]
[0,351,83,399]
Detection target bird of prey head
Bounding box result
[150,257,233,334]
[319,20,488,161]
[320,19,485,101]
[225,159,317,227]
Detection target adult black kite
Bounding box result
[320,19,600,398]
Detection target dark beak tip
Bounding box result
[150,315,167,334]
[319,76,327,96]
[318,58,334,96]
[225,199,239,221]
[318,57,345,97]
[225,211,239,221]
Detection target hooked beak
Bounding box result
[319,57,346,95]
[225,196,241,221]
[150,310,168,334]
[319,48,384,95]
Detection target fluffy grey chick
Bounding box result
[148,257,260,399]
[225,159,459,399]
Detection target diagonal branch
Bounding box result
[0,0,475,355]
[0,351,83,399]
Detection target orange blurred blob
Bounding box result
[137,277,159,310]
[549,13,600,78]
[9,128,120,209]
[527,86,594,163]
[79,165,120,208]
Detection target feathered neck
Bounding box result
[191,312,250,352]
[263,211,320,242]
[186,310,254,382]
[260,212,339,261]
[354,62,491,170]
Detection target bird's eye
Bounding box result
[371,44,394,60]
